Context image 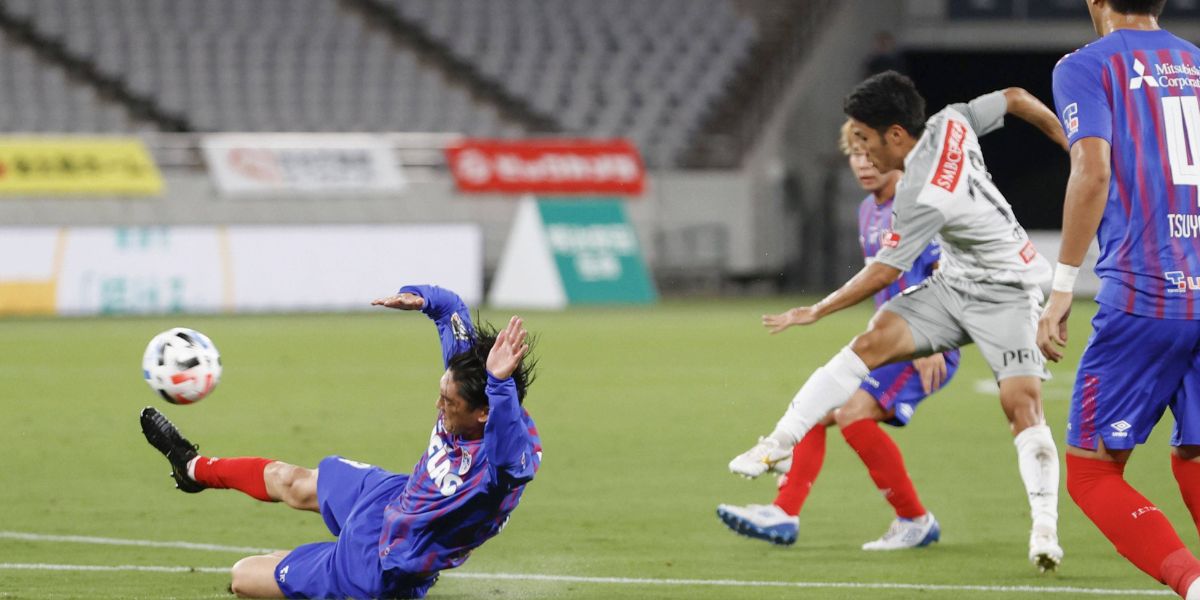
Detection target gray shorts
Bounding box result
[881,273,1050,381]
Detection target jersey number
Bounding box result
[1163,96,1200,186]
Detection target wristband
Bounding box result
[1051,262,1079,293]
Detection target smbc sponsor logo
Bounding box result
[546,224,637,281]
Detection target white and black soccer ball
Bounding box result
[142,327,222,405]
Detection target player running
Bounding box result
[728,72,1069,571]
[1040,0,1200,597]
[716,120,960,550]
[140,285,540,599]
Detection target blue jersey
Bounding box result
[857,194,942,307]
[380,285,541,576]
[1053,29,1200,319]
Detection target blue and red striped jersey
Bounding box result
[1053,29,1200,319]
[380,285,542,576]
[857,194,942,308]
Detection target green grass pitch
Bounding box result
[0,298,1190,599]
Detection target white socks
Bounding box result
[1014,423,1060,532]
[769,346,870,447]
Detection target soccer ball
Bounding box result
[142,327,222,405]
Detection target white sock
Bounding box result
[1014,424,1059,532]
[769,346,869,447]
[186,456,200,481]
[1187,577,1200,600]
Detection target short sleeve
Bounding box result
[1052,53,1112,147]
[875,165,947,273]
[947,90,1007,137]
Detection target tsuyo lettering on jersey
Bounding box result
[931,120,967,192]
[1169,213,1200,238]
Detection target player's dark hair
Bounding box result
[1109,0,1165,16]
[843,71,927,139]
[447,323,538,411]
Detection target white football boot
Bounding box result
[728,437,792,479]
[716,503,799,546]
[1029,524,1063,572]
[861,513,941,550]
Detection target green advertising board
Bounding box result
[489,197,658,308]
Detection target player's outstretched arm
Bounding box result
[484,316,538,483]
[762,261,902,334]
[1037,137,1110,362]
[1004,87,1069,151]
[372,285,476,367]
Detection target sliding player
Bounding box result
[1040,0,1200,596]
[140,285,540,599]
[717,121,960,550]
[728,72,1068,570]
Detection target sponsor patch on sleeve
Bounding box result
[1019,240,1038,264]
[882,231,901,248]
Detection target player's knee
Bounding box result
[229,557,256,598]
[230,555,284,599]
[265,462,316,507]
[834,393,884,427]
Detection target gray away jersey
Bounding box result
[874,91,1052,290]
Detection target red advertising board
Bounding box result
[445,139,644,195]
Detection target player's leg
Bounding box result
[996,375,1062,570]
[141,406,318,509]
[966,283,1062,570]
[230,550,289,599]
[840,365,940,550]
[1064,306,1200,597]
[728,311,917,478]
[1170,352,1200,540]
[717,411,835,545]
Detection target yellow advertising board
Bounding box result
[0,137,163,195]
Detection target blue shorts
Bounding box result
[1067,305,1200,451]
[860,350,960,427]
[275,456,436,599]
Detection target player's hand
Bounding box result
[1036,290,1073,362]
[762,306,819,334]
[371,292,425,310]
[487,316,529,380]
[912,353,948,394]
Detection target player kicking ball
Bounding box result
[728,72,1069,571]
[140,285,540,599]
[717,120,960,550]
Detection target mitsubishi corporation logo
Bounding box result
[1130,59,1159,89]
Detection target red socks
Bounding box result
[1067,454,1200,596]
[774,425,827,516]
[1172,454,1200,540]
[841,419,926,519]
[191,456,275,502]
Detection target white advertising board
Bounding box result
[201,134,407,195]
[0,225,481,316]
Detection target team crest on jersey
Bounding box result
[1061,103,1079,137]
[931,120,967,192]
[450,313,470,342]
[881,231,901,248]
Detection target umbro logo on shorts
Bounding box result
[1111,421,1132,438]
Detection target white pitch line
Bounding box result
[0,563,227,574]
[444,572,1173,596]
[0,531,275,554]
[0,531,1175,597]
